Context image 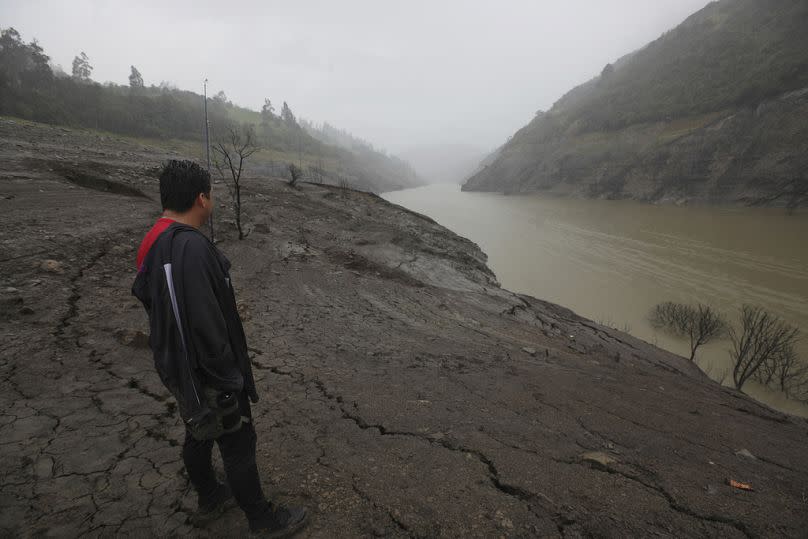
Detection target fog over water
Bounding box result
[2,0,708,159]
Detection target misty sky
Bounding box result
[3,0,709,154]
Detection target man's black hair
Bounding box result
[159,160,211,212]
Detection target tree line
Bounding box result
[0,28,219,140]
[1,26,422,203]
[0,26,329,157]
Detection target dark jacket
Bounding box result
[132,223,258,425]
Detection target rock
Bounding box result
[735,448,756,459]
[19,306,34,315]
[580,451,617,470]
[522,347,537,356]
[40,259,64,274]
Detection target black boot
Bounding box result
[248,502,308,538]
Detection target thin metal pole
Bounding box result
[204,79,211,172]
[204,79,214,242]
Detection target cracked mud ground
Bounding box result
[1,119,807,538]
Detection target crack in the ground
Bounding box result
[252,348,758,536]
[350,476,415,538]
[7,231,195,535]
[303,376,557,529]
[52,242,111,341]
[264,356,757,538]
[588,461,753,538]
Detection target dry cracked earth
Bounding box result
[1,119,808,538]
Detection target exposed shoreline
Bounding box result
[2,119,807,537]
[384,182,808,419]
[459,182,808,212]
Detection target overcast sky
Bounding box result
[3,0,709,154]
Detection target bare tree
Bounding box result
[288,164,302,187]
[730,305,799,391]
[212,124,258,240]
[754,344,808,398]
[649,302,727,361]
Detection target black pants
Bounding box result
[182,396,269,520]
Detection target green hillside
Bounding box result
[464,0,808,207]
[0,27,421,193]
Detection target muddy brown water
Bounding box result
[383,183,808,417]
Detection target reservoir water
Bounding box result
[382,183,808,417]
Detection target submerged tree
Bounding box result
[649,301,727,361]
[212,124,258,240]
[730,305,799,391]
[754,345,808,399]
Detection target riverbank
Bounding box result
[385,183,808,418]
[2,119,807,537]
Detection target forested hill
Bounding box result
[299,119,419,191]
[0,27,422,193]
[463,0,808,208]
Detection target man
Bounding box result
[132,160,307,536]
